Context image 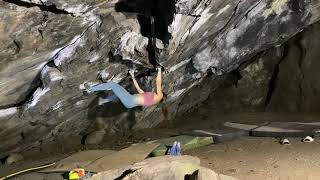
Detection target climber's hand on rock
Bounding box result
[129,69,135,77]
[157,66,162,73]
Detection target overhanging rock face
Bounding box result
[0,0,319,156]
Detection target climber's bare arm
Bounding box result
[129,71,145,94]
[156,67,163,99]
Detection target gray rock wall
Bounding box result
[0,0,319,157]
[267,22,320,113]
[203,22,320,114]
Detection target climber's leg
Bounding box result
[91,82,139,108]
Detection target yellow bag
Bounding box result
[69,168,85,180]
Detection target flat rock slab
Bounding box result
[42,143,159,173]
[224,122,320,137]
[181,128,248,143]
[252,122,320,137]
[85,143,160,172]
[224,122,259,131]
[42,150,115,172]
[150,135,213,157]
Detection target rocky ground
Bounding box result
[189,137,320,180]
[1,0,320,179]
[1,108,320,180]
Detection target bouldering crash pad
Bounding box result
[150,135,213,157]
[181,129,248,143]
[224,122,320,137]
[84,142,160,172]
[42,143,160,173]
[42,150,115,172]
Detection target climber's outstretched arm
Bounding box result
[156,67,163,97]
[130,70,145,94]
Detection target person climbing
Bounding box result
[84,67,164,108]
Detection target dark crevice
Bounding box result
[296,35,306,69]
[114,169,137,180]
[13,40,21,54]
[228,0,243,30]
[3,0,73,15]
[115,0,175,44]
[176,13,201,18]
[237,0,263,26]
[38,29,44,40]
[184,170,199,180]
[0,155,9,164]
[115,0,176,67]
[295,37,306,109]
[231,69,242,87]
[20,132,25,140]
[265,44,289,106]
[108,51,157,78]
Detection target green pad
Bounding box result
[150,135,213,157]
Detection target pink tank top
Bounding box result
[143,92,156,106]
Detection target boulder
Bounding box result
[5,153,24,165]
[84,130,106,145]
[89,155,238,180]
[0,0,319,157]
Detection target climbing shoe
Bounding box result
[83,82,93,94]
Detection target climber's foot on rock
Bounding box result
[84,83,93,94]
[80,82,96,95]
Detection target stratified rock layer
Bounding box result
[0,0,319,157]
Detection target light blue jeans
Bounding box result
[91,82,139,108]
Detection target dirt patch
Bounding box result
[187,137,320,180]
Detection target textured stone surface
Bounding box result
[0,0,319,157]
[206,47,283,112]
[84,130,106,145]
[89,155,237,180]
[267,23,320,113]
[206,22,320,114]
[5,153,24,165]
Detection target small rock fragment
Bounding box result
[5,153,24,165]
[85,130,106,145]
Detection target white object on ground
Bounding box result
[302,136,314,143]
[280,138,290,145]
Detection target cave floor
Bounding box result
[2,112,320,180]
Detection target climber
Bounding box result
[84,67,164,108]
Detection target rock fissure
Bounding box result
[114,169,138,180]
[0,22,97,112]
[228,0,243,30]
[52,22,97,67]
[265,45,288,106]
[3,0,74,15]
[176,13,201,18]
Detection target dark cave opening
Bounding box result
[115,0,175,44]
[115,0,176,67]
